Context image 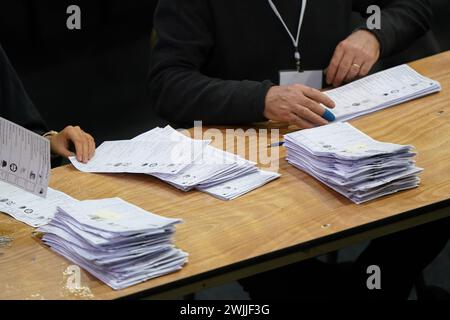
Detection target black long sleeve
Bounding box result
[353,0,432,57]
[0,44,47,135]
[149,0,432,126]
[149,0,271,126]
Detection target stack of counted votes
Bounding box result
[132,126,281,200]
[37,198,188,290]
[71,125,280,201]
[284,122,422,204]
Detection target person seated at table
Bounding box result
[0,44,95,163]
[149,0,450,299]
[149,0,435,128]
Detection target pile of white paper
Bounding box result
[0,180,78,227]
[37,197,188,290]
[70,126,280,201]
[70,126,209,175]
[198,170,281,201]
[325,64,441,122]
[285,123,422,204]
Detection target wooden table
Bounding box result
[1,52,450,300]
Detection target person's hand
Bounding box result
[326,29,381,87]
[264,84,335,129]
[49,126,95,163]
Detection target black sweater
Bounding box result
[149,0,432,126]
[0,44,47,135]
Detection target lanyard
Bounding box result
[268,0,307,72]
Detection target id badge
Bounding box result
[279,70,323,89]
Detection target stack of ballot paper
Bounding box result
[70,126,280,201]
[284,122,422,204]
[325,64,441,122]
[37,198,188,290]
[70,126,209,175]
[198,170,282,201]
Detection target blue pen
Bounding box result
[268,141,285,148]
[323,109,336,122]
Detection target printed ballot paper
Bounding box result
[70,127,210,175]
[70,126,280,201]
[0,180,78,227]
[285,123,422,204]
[134,127,280,200]
[198,170,281,201]
[0,116,50,197]
[325,65,441,122]
[37,198,188,290]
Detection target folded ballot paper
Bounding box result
[0,180,78,227]
[285,122,422,204]
[325,64,441,122]
[70,126,280,201]
[37,197,188,290]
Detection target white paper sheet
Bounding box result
[324,65,441,122]
[70,138,209,175]
[198,170,281,201]
[0,116,50,197]
[0,180,77,227]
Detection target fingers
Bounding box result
[289,85,336,127]
[345,58,364,83]
[59,126,95,163]
[295,98,328,126]
[301,86,335,109]
[71,140,83,162]
[77,128,95,163]
[264,85,336,130]
[294,106,328,126]
[332,50,355,87]
[359,60,374,78]
[289,113,315,130]
[54,145,75,159]
[69,126,86,163]
[326,43,344,86]
[86,133,96,159]
[327,30,380,87]
[81,131,90,164]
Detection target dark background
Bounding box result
[0,0,162,143]
[0,0,449,143]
